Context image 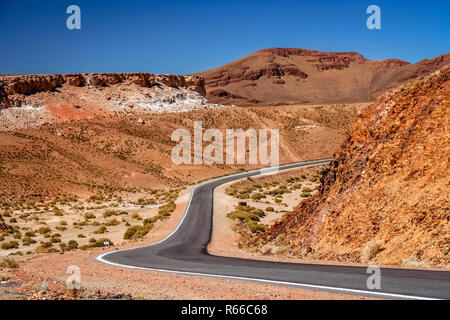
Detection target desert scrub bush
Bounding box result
[251,193,266,201]
[24,231,36,237]
[84,212,96,220]
[158,201,176,218]
[225,188,236,196]
[49,235,61,243]
[94,226,107,234]
[0,258,18,269]
[361,240,384,263]
[105,218,120,226]
[8,251,23,256]
[103,210,118,218]
[37,227,51,235]
[87,194,104,203]
[136,198,156,206]
[247,220,267,233]
[402,256,428,268]
[89,238,113,248]
[302,187,313,193]
[9,218,17,223]
[269,188,286,196]
[265,206,274,212]
[56,226,67,231]
[123,224,153,240]
[131,213,142,220]
[291,183,302,190]
[227,206,267,233]
[22,236,37,246]
[1,241,19,250]
[77,234,86,238]
[236,193,250,200]
[67,240,79,250]
[35,245,58,253]
[53,208,64,216]
[73,221,88,228]
[143,216,159,225]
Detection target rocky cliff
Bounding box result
[0,73,205,110]
[0,73,218,130]
[251,66,450,267]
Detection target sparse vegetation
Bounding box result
[0,258,18,269]
[124,224,153,240]
[1,241,19,250]
[94,226,108,234]
[227,206,267,233]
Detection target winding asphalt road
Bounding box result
[97,159,450,300]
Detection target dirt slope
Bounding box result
[250,66,450,268]
[0,103,362,204]
[196,48,450,106]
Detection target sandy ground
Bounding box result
[1,179,372,300]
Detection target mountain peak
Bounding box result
[196,48,447,106]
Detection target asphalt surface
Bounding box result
[98,159,450,299]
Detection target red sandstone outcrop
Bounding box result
[0,73,205,109]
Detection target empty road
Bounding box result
[98,159,450,299]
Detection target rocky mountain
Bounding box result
[250,66,450,267]
[195,48,450,106]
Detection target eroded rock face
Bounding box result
[251,66,450,267]
[0,73,206,109]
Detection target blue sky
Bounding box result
[0,0,449,75]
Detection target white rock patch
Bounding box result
[0,104,53,131]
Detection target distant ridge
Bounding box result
[195,48,450,106]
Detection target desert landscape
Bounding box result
[0,45,449,300]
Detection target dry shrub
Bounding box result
[360,239,384,263]
[402,256,428,269]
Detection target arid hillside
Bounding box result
[196,48,450,106]
[0,103,362,204]
[250,66,450,268]
[0,73,214,130]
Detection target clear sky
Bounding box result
[0,0,449,75]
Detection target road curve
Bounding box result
[97,159,450,300]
